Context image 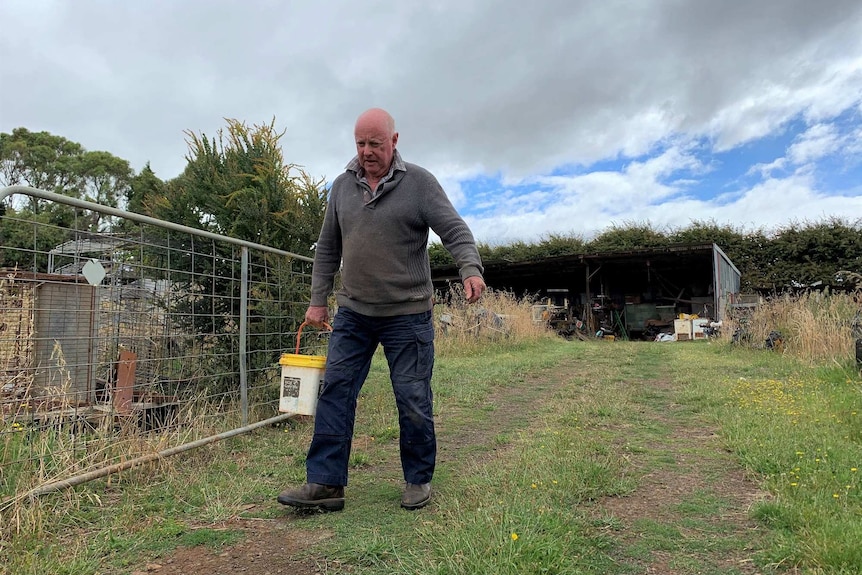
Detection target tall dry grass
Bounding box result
[726,291,861,366]
[433,287,553,355]
[0,336,235,543]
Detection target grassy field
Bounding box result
[1,293,861,574]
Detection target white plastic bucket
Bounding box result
[279,352,326,415]
[278,321,330,416]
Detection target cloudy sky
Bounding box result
[2,0,861,245]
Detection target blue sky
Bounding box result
[1,0,861,246]
[452,108,862,243]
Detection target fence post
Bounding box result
[240,246,249,426]
[856,338,862,371]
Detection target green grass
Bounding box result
[2,337,861,574]
[715,361,862,572]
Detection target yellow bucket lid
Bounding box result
[280,353,326,369]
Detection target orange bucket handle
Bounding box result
[295,320,333,354]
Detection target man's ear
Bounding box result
[392,132,399,147]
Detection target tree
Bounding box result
[0,128,133,232]
[0,128,85,213]
[765,218,862,289]
[148,118,326,255]
[428,242,455,268]
[127,163,164,215]
[669,220,745,251]
[0,203,75,270]
[141,118,329,394]
[111,162,166,236]
[77,150,133,230]
[587,222,669,252]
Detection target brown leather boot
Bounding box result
[401,483,431,510]
[277,482,345,511]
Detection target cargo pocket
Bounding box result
[415,326,435,378]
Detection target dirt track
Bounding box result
[131,355,767,575]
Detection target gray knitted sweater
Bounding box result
[310,157,484,317]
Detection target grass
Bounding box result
[720,365,862,570]
[724,291,859,365]
[1,291,861,574]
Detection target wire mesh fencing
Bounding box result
[1,186,323,501]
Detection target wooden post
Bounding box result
[585,264,593,334]
[115,350,137,414]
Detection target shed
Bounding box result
[432,242,741,339]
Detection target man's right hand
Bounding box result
[305,305,329,327]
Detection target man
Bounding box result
[277,108,485,512]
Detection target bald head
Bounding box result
[354,108,399,182]
[355,108,396,137]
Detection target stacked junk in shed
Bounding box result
[433,243,743,341]
[1,235,179,431]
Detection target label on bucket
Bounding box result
[281,376,325,398]
[283,376,302,398]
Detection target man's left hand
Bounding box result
[463,276,486,304]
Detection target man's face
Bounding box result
[355,116,398,181]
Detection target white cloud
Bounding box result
[468,169,862,245]
[788,123,842,165]
[842,126,862,158]
[747,158,787,178]
[1,0,861,245]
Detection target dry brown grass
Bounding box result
[433,287,553,354]
[725,291,861,365]
[0,336,227,540]
[0,274,35,399]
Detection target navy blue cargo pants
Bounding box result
[306,307,436,487]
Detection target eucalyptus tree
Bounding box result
[0,128,135,270]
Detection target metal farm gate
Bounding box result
[1,186,320,500]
